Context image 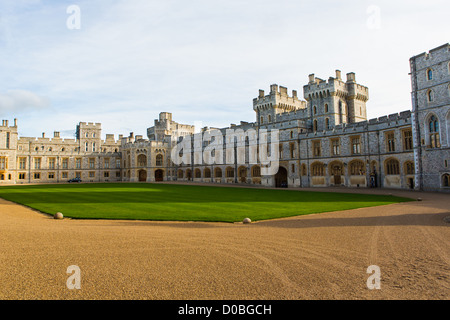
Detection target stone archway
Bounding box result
[138,169,147,182]
[275,166,288,188]
[155,169,164,182]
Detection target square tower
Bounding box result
[303,70,369,132]
[410,43,450,191]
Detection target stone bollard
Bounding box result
[243,218,252,224]
[54,212,64,220]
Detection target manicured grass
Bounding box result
[0,183,412,222]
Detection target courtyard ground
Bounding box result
[0,184,448,300]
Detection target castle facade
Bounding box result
[1,44,449,192]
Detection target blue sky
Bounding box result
[0,0,449,139]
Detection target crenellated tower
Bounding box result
[253,84,306,126]
[303,70,369,131]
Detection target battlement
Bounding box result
[253,84,306,111]
[411,43,450,66]
[304,70,369,101]
[78,122,102,128]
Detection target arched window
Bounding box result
[349,160,365,175]
[194,168,201,178]
[137,154,147,167]
[325,118,330,130]
[204,168,211,178]
[251,165,261,178]
[404,161,415,175]
[92,143,96,152]
[428,115,440,148]
[311,162,324,176]
[156,154,163,166]
[427,89,434,102]
[268,115,272,123]
[214,167,222,178]
[85,142,89,152]
[226,167,234,178]
[385,158,400,175]
[427,68,433,80]
[313,120,318,132]
[178,170,184,179]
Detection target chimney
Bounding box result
[4,120,8,127]
[308,74,315,84]
[259,89,264,98]
[54,131,60,138]
[292,90,297,98]
[42,132,45,138]
[14,118,17,127]
[335,70,342,80]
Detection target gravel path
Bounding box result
[0,187,449,300]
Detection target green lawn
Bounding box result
[0,183,412,222]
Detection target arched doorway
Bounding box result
[329,161,343,185]
[275,166,288,188]
[138,169,147,182]
[186,169,192,181]
[155,169,164,182]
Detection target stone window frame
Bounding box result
[312,140,321,157]
[401,129,413,151]
[385,131,396,153]
[385,158,400,175]
[330,138,340,156]
[426,68,433,81]
[350,135,362,155]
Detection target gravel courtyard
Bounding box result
[0,186,448,300]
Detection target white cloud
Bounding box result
[0,0,449,137]
[0,90,50,116]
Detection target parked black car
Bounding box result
[68,177,82,183]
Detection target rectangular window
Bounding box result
[104,158,110,169]
[313,141,321,157]
[62,172,68,179]
[62,158,69,169]
[34,158,41,169]
[75,172,81,178]
[34,173,41,180]
[331,139,340,156]
[19,158,27,170]
[403,130,413,151]
[76,158,81,169]
[386,132,395,152]
[289,143,295,158]
[0,157,7,170]
[116,171,121,178]
[89,158,95,169]
[48,158,56,170]
[48,172,55,179]
[89,171,95,178]
[6,132,10,149]
[116,158,121,168]
[19,173,26,180]
[351,137,361,155]
[104,171,109,178]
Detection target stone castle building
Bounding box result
[0,44,449,192]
